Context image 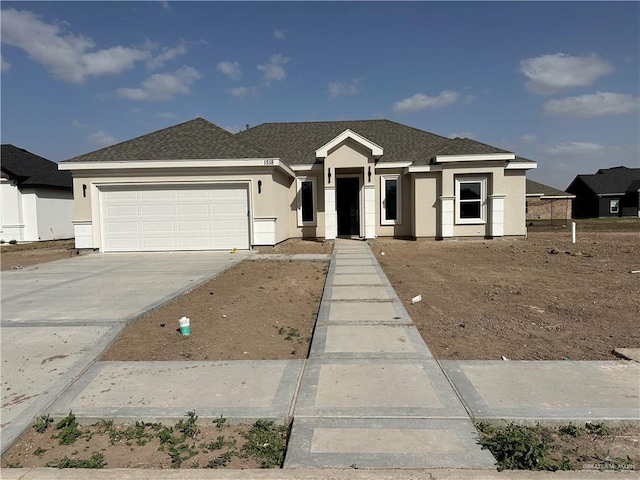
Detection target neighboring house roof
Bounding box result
[627,179,640,193]
[63,118,270,162]
[526,179,574,198]
[1,144,72,189]
[236,119,453,165]
[567,166,640,196]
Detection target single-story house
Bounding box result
[1,144,74,242]
[58,118,537,252]
[566,166,640,218]
[525,179,575,222]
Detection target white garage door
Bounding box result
[100,184,249,252]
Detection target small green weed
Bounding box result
[167,443,198,468]
[33,447,47,457]
[53,412,81,445]
[46,452,105,469]
[33,414,53,433]
[176,410,200,438]
[477,423,569,471]
[213,415,227,428]
[585,422,611,436]
[558,423,582,437]
[206,451,234,468]
[240,420,288,468]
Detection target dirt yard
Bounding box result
[371,225,640,360]
[0,239,77,270]
[102,259,328,362]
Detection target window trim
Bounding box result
[296,177,317,227]
[609,198,619,214]
[455,176,487,224]
[380,175,402,225]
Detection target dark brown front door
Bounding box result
[336,177,360,236]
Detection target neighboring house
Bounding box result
[59,118,537,252]
[566,166,640,218]
[1,145,74,242]
[525,179,575,223]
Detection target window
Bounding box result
[610,199,619,214]
[455,177,487,224]
[381,175,401,225]
[297,177,316,226]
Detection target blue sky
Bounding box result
[1,1,638,190]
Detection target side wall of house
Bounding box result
[0,179,24,241]
[34,188,74,240]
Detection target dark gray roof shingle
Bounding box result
[63,118,269,162]
[569,166,640,195]
[1,145,72,189]
[526,179,573,197]
[432,137,513,157]
[236,119,452,165]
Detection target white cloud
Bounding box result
[544,92,640,118]
[88,131,116,146]
[228,85,259,98]
[520,134,537,143]
[542,141,605,155]
[1,54,10,72]
[449,132,475,139]
[147,42,188,70]
[257,54,290,85]
[157,112,177,119]
[1,8,151,83]
[328,79,361,99]
[217,60,242,80]
[115,66,201,101]
[70,119,88,128]
[273,29,289,40]
[393,91,459,114]
[160,1,170,10]
[519,53,613,95]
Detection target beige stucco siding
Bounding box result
[413,173,440,237]
[288,171,325,240]
[68,167,288,249]
[375,170,413,238]
[502,170,527,236]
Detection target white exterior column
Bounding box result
[363,184,376,240]
[324,186,337,240]
[490,194,506,237]
[440,195,454,238]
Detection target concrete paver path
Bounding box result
[284,239,496,469]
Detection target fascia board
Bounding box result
[435,153,516,162]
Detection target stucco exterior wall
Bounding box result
[375,169,413,238]
[34,189,74,240]
[501,170,527,236]
[68,167,287,249]
[1,179,24,241]
[288,170,324,240]
[412,173,440,237]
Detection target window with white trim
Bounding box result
[297,177,317,226]
[609,199,619,214]
[381,175,401,225]
[455,177,487,224]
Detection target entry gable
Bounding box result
[315,129,383,159]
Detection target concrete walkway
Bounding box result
[284,239,496,469]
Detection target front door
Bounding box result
[336,177,360,236]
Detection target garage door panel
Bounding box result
[101,185,249,252]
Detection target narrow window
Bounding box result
[610,199,619,214]
[301,181,314,222]
[297,177,317,226]
[381,175,401,225]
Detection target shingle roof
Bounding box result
[569,166,640,195]
[236,119,452,165]
[526,179,573,197]
[431,137,513,157]
[63,118,269,162]
[1,145,72,189]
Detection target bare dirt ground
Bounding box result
[0,239,77,270]
[371,221,640,360]
[102,258,328,362]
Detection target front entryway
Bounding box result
[336,177,360,236]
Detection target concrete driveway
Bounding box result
[0,250,249,454]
